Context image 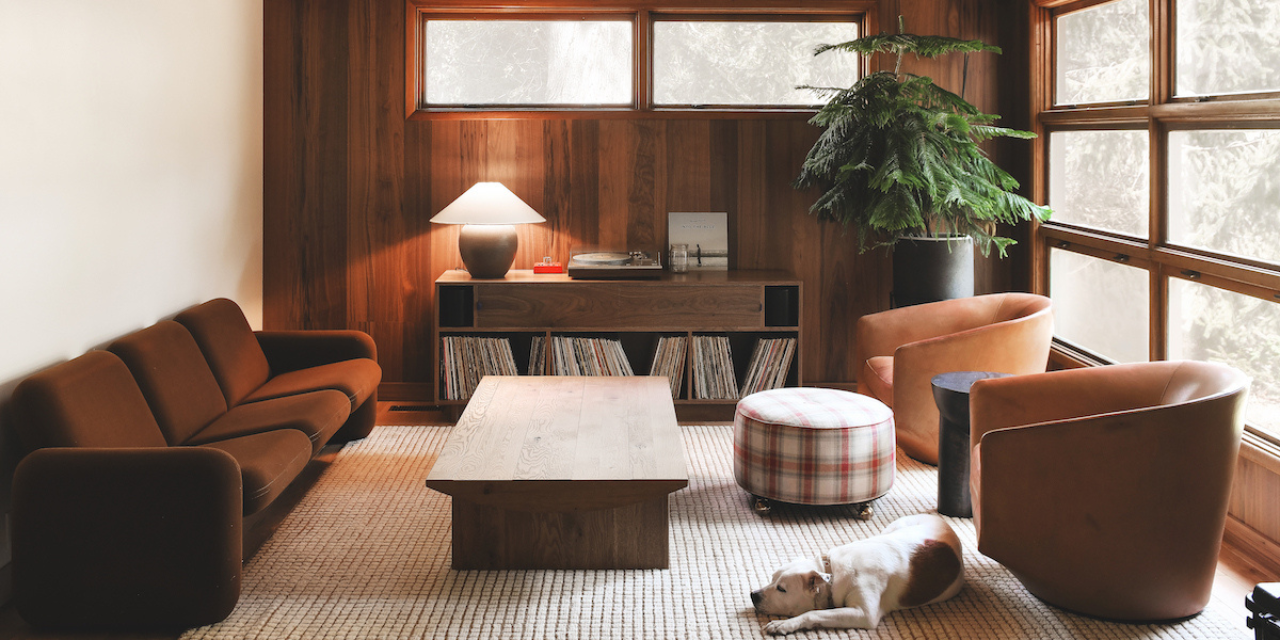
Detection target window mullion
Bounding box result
[636,10,650,110]
[1151,0,1172,105]
[1151,262,1168,361]
[1148,0,1169,363]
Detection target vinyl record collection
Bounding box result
[648,335,688,399]
[439,336,519,400]
[548,336,634,376]
[445,333,796,402]
[739,337,797,397]
[529,335,546,375]
[692,335,738,400]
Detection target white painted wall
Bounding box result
[0,0,263,599]
[0,0,263,383]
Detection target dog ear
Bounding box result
[806,571,822,594]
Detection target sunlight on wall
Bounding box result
[0,0,263,382]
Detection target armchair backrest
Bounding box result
[990,292,1053,325]
[970,360,1249,448]
[1162,359,1251,406]
[854,293,1052,373]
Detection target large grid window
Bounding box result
[1034,0,1280,438]
[408,4,869,117]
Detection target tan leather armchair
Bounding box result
[854,293,1053,464]
[969,361,1249,621]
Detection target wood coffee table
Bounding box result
[425,376,689,570]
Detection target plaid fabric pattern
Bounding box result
[733,387,895,506]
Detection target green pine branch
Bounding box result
[794,18,1051,257]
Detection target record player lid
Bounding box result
[571,252,631,266]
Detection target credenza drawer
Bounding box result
[474,284,763,328]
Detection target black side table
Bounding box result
[931,371,1011,517]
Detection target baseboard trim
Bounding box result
[1224,515,1280,578]
[378,382,433,402]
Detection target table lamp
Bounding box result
[430,182,545,279]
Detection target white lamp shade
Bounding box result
[429,182,545,225]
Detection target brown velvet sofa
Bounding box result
[8,298,381,630]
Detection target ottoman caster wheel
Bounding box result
[852,502,874,520]
[750,496,773,515]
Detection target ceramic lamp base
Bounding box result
[458,224,518,279]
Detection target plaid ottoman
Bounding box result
[734,387,895,514]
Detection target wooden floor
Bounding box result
[0,403,1270,639]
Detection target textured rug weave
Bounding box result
[183,426,1242,640]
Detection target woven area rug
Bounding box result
[184,425,1242,639]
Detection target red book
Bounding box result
[533,258,562,274]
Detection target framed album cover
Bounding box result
[667,212,728,270]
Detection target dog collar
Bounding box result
[818,555,835,610]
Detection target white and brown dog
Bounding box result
[750,513,964,635]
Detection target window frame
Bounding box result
[1030,0,1280,439]
[416,12,639,111]
[404,0,876,120]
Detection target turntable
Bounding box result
[567,248,663,279]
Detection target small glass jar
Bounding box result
[670,243,689,273]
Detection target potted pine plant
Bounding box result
[795,20,1051,307]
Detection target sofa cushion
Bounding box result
[175,298,272,407]
[186,390,350,456]
[109,321,230,445]
[242,358,381,410]
[11,351,168,450]
[861,356,895,408]
[197,430,314,515]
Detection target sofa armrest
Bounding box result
[14,447,243,630]
[256,330,377,374]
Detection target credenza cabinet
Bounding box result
[434,270,802,421]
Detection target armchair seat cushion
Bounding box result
[198,430,314,515]
[861,356,895,408]
[186,390,350,456]
[243,358,381,410]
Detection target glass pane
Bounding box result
[1048,130,1150,238]
[1050,249,1149,363]
[1177,0,1280,97]
[425,20,632,105]
[1169,279,1280,434]
[653,21,860,106]
[1055,0,1150,105]
[1169,129,1280,265]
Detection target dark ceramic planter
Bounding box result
[891,236,974,308]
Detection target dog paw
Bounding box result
[763,620,797,636]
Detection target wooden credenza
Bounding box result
[434,269,802,421]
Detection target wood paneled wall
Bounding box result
[264,0,1030,397]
